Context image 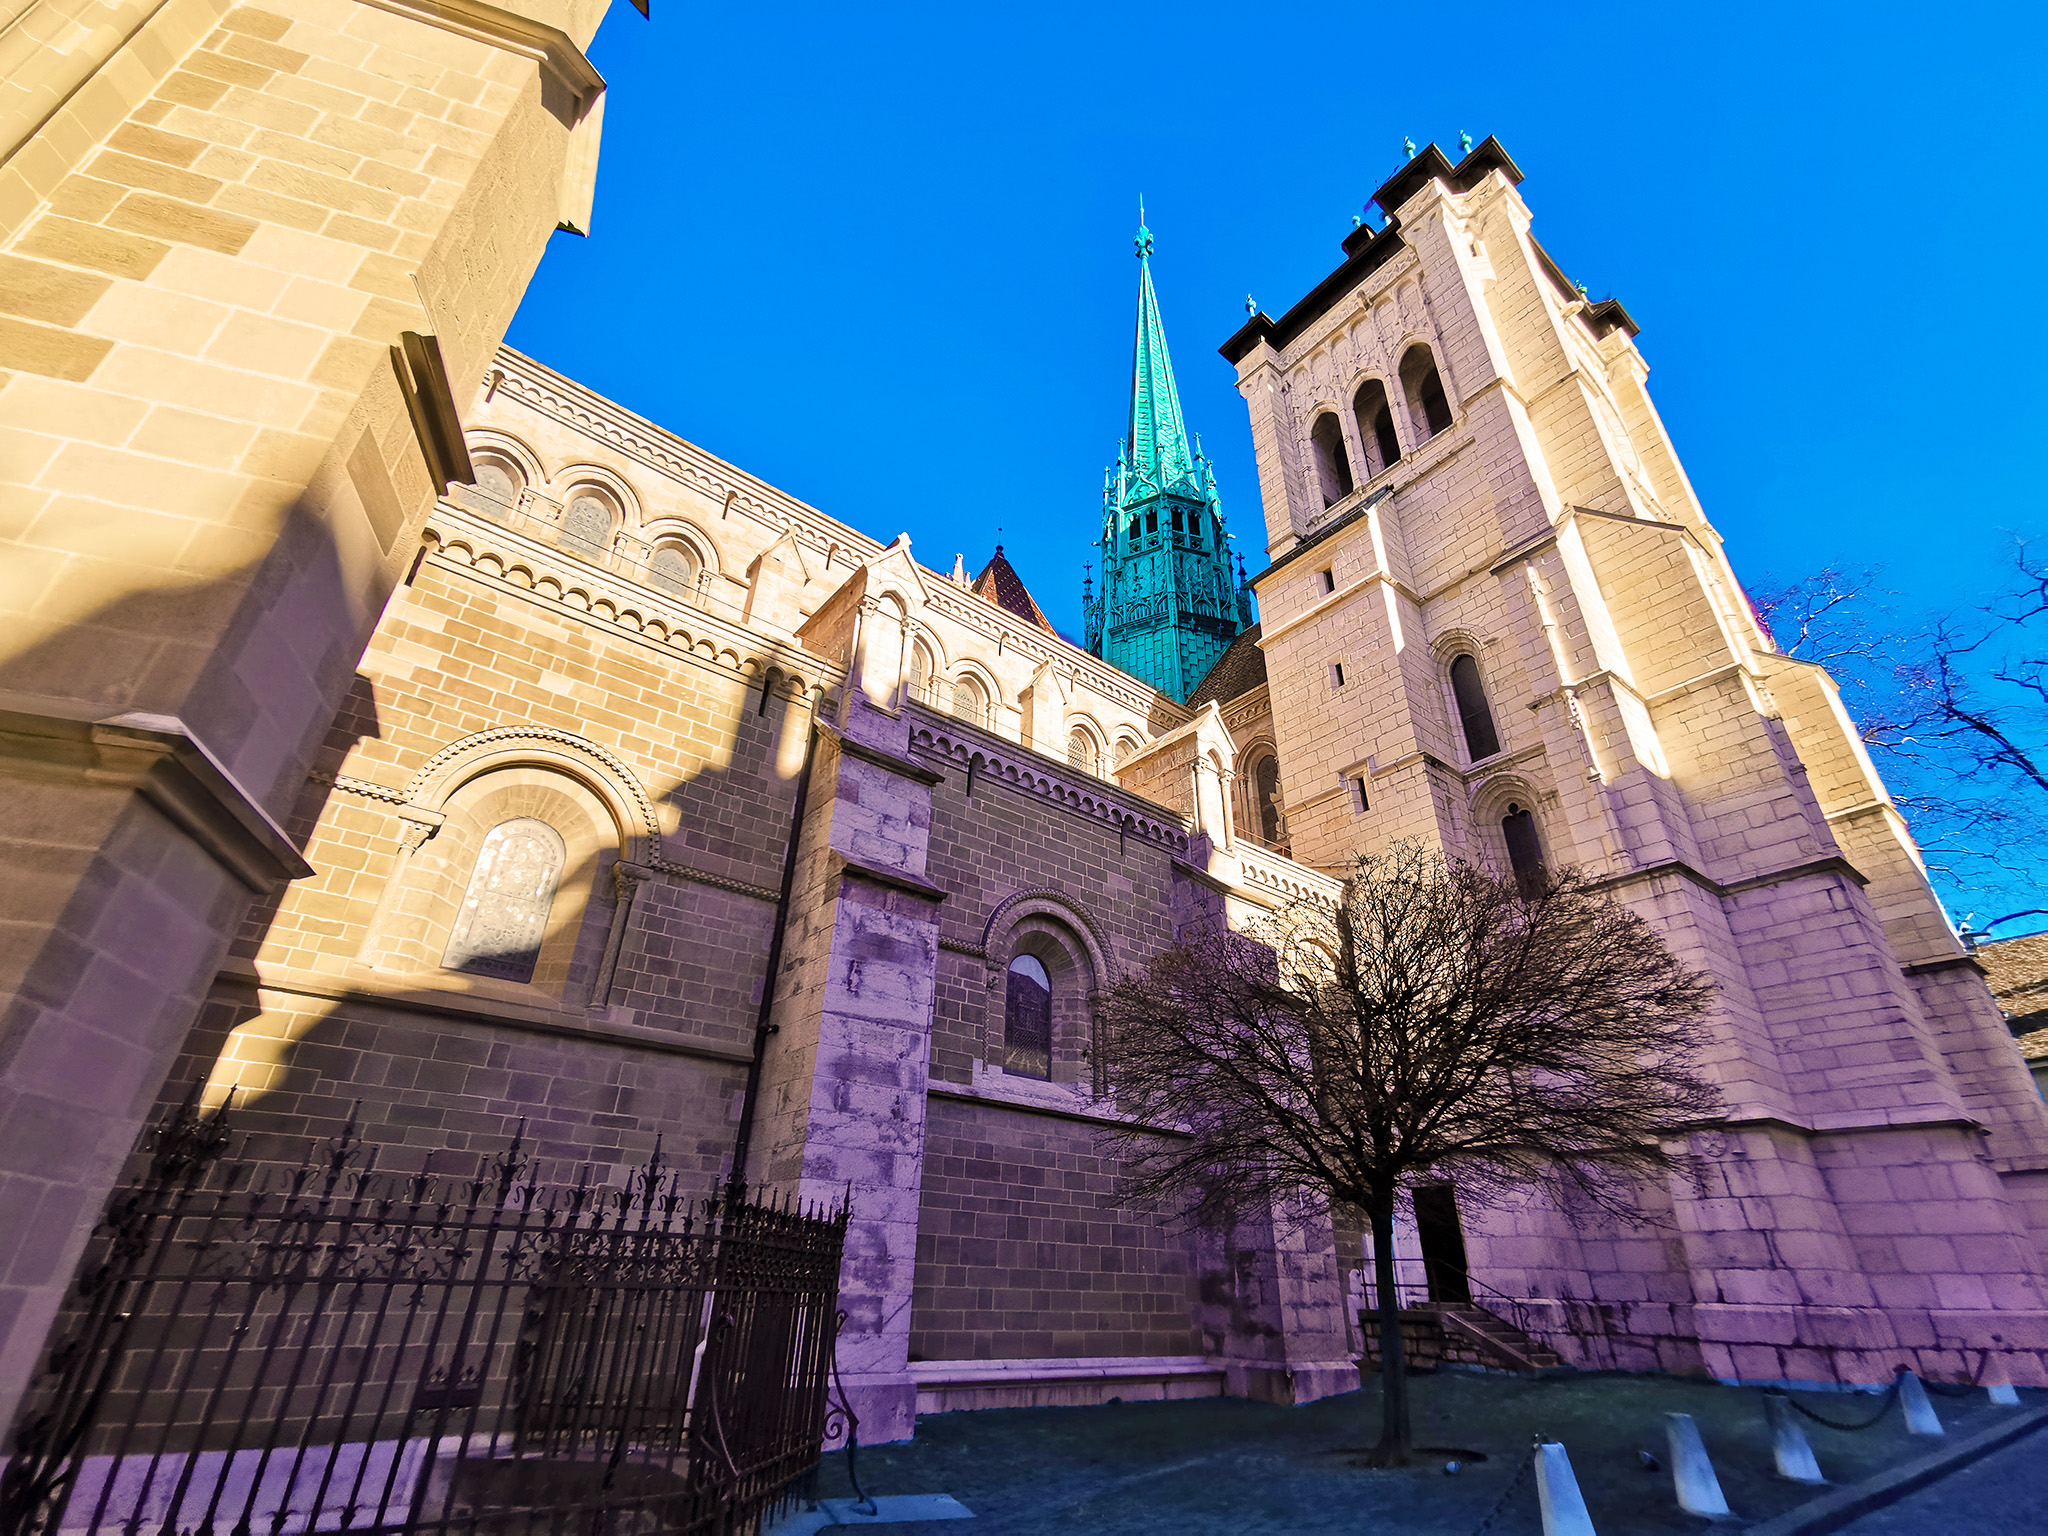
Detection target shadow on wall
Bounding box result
[144,663,817,1195]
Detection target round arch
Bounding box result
[404,726,662,866]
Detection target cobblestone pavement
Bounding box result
[798,1372,2038,1536]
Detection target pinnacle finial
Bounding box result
[1403,136,1417,159]
[1459,129,1474,154]
[1244,293,1256,315]
[1135,218,1154,259]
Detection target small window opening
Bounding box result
[1400,345,1454,439]
[951,675,989,728]
[1128,517,1139,542]
[1253,754,1284,845]
[1502,803,1548,896]
[1171,506,1184,532]
[648,542,699,600]
[1004,953,1052,1079]
[1310,413,1354,509]
[1145,509,1158,535]
[560,492,614,562]
[1188,512,1202,540]
[1067,727,1098,776]
[1449,653,1501,761]
[1318,569,1335,596]
[1353,379,1402,477]
[1330,662,1346,689]
[1351,776,1370,814]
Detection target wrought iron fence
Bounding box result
[0,1102,848,1536]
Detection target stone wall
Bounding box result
[1224,142,2048,1386]
[0,0,616,1432]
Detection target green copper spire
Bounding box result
[1126,220,1196,495]
[1084,217,1252,702]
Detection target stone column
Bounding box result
[746,699,947,1444]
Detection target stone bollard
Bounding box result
[1534,1442,1598,1536]
[1898,1370,1944,1436]
[1987,1382,2021,1407]
[1663,1413,1731,1517]
[1763,1393,1825,1485]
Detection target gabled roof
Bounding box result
[971,546,1057,634]
[1184,623,1266,712]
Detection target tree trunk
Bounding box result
[1368,1200,1412,1466]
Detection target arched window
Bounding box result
[648,542,699,600]
[909,640,938,707]
[1352,379,1402,478]
[1501,802,1548,896]
[560,490,615,562]
[1449,653,1501,761]
[1309,412,1354,509]
[1251,752,1284,846]
[458,454,523,514]
[950,674,988,727]
[1400,345,1454,440]
[441,817,566,983]
[1004,953,1052,1079]
[1067,727,1099,776]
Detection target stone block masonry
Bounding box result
[0,0,619,1436]
[1223,137,2048,1387]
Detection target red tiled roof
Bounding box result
[970,547,1057,634]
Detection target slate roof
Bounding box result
[1978,932,2048,1036]
[1184,623,1266,712]
[970,547,1057,634]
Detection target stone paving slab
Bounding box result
[798,1371,2041,1535]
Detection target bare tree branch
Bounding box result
[1094,843,1719,1465]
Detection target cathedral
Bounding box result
[3,0,2047,1460]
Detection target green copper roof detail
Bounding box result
[1084,218,1253,703]
[1125,227,1196,497]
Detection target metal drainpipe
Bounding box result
[725,690,822,1202]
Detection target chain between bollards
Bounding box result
[1464,1445,1536,1536]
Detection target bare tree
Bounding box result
[1095,843,1719,1466]
[1756,545,2048,927]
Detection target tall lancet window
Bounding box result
[1502,803,1548,897]
[1449,653,1501,761]
[442,818,566,982]
[1004,953,1052,1080]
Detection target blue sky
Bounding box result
[512,2,2043,638]
[508,2,2045,913]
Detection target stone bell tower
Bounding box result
[1084,217,1251,701]
[1221,138,2048,1386]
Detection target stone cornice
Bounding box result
[907,710,1191,855]
[216,957,755,1064]
[0,699,311,892]
[355,0,604,113]
[425,502,841,696]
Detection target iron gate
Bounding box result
[0,1102,848,1536]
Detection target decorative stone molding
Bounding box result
[423,506,832,700]
[908,722,1191,854]
[978,887,1115,987]
[318,730,782,904]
